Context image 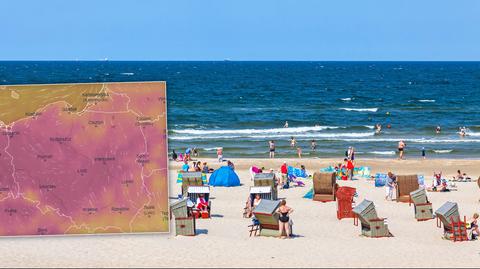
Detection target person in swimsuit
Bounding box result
[398,140,406,160]
[290,137,296,148]
[269,140,275,158]
[284,121,289,128]
[277,199,294,239]
[436,126,441,134]
[311,139,317,152]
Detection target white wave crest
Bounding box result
[370,151,396,155]
[170,132,375,141]
[172,126,341,135]
[433,150,453,153]
[340,108,378,112]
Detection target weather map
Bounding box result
[0,82,169,236]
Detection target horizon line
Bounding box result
[1,59,480,62]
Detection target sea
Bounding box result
[1,61,480,159]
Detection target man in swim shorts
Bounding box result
[269,140,275,158]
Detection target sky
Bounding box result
[1,0,480,61]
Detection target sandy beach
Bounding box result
[0,157,479,268]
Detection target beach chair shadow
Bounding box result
[210,214,224,218]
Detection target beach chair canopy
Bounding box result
[313,172,336,194]
[209,166,240,187]
[187,186,210,194]
[253,199,281,215]
[353,199,378,224]
[397,175,420,196]
[410,188,428,204]
[177,171,207,184]
[435,201,460,226]
[250,186,272,194]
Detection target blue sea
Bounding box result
[1,61,480,158]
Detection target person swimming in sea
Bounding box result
[284,121,289,128]
[375,123,382,134]
[436,126,441,134]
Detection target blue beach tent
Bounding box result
[208,166,240,187]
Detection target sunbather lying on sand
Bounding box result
[452,170,471,182]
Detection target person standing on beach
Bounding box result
[269,140,276,158]
[398,140,406,160]
[311,139,317,152]
[421,147,426,159]
[385,172,397,201]
[217,147,223,162]
[284,121,289,128]
[280,161,288,188]
[277,199,294,239]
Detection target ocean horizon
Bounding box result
[1,61,480,159]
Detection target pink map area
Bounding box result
[0,82,168,236]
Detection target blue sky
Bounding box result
[1,0,480,60]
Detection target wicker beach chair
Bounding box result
[253,173,278,200]
[435,201,468,241]
[353,199,393,238]
[170,198,196,236]
[396,175,419,203]
[252,200,292,237]
[410,188,434,221]
[181,172,204,196]
[187,185,211,218]
[312,172,337,202]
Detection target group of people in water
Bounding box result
[268,137,317,159]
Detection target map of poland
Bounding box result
[0,82,169,236]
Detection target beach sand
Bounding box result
[1,158,479,268]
